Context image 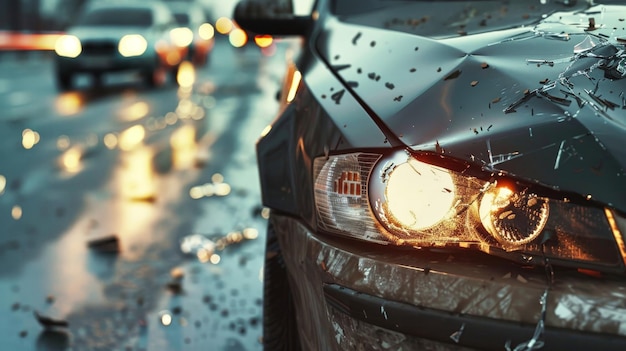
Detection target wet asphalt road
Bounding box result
[0,37,291,350]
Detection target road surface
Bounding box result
[0,37,292,351]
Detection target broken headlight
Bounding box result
[313,151,626,272]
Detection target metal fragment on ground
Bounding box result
[34,311,69,329]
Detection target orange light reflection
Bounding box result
[120,146,156,201]
[176,61,196,88]
[55,92,83,116]
[60,146,83,173]
[171,124,198,170]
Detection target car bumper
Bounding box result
[55,53,158,74]
[271,213,626,350]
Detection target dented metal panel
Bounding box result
[272,213,626,350]
[317,3,626,211]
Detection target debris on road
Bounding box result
[34,311,69,329]
[87,235,120,252]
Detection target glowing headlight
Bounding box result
[198,23,215,40]
[54,35,82,58]
[383,158,455,231]
[170,27,194,47]
[479,185,549,248]
[118,35,147,57]
[314,151,626,272]
[229,28,248,48]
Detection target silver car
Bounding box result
[54,1,186,90]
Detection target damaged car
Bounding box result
[235,0,626,350]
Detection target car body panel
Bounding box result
[272,213,626,350]
[249,0,626,349]
[166,1,215,65]
[316,5,626,212]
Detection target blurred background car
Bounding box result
[165,0,215,66]
[53,1,186,90]
[235,0,626,350]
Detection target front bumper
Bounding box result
[271,213,626,350]
[55,53,158,74]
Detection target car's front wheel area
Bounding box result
[263,223,302,350]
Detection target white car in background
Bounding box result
[166,1,215,66]
[54,1,186,90]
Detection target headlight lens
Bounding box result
[479,186,549,247]
[118,35,147,57]
[54,35,82,58]
[314,150,626,272]
[382,157,455,231]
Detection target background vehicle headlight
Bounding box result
[54,35,82,58]
[118,35,147,57]
[170,27,194,47]
[198,23,215,41]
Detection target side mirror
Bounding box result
[233,1,313,36]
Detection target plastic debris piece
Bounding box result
[166,280,183,294]
[34,311,69,329]
[170,267,184,280]
[87,235,119,252]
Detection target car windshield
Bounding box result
[77,8,153,27]
[331,0,594,38]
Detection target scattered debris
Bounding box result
[170,267,185,281]
[165,280,183,295]
[34,311,69,329]
[87,235,119,252]
[449,323,465,343]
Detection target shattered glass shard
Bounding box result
[180,234,216,256]
[574,36,600,54]
[449,323,465,343]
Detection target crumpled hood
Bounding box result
[318,5,626,212]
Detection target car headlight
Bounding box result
[198,23,215,41]
[54,35,82,58]
[118,35,148,57]
[314,150,626,272]
[170,27,194,47]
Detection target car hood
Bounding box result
[318,5,626,212]
[68,26,154,41]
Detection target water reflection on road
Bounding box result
[0,37,290,350]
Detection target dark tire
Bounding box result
[263,222,301,351]
[56,71,73,91]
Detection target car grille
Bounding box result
[81,41,117,55]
